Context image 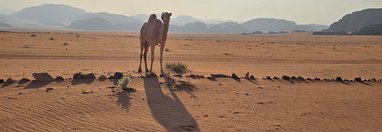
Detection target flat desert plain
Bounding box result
[0,31,382,131]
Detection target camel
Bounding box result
[138,12,172,75]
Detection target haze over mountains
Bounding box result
[3,4,382,34]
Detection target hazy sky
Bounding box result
[1,0,381,25]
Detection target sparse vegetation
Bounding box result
[118,75,132,90]
[165,62,189,74]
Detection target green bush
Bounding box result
[118,75,132,89]
[165,62,189,74]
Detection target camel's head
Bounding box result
[161,12,172,23]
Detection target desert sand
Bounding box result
[1,31,382,131]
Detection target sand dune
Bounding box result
[1,31,382,131]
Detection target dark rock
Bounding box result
[5,78,16,83]
[291,76,297,80]
[245,72,250,79]
[314,78,321,81]
[336,77,343,82]
[113,72,124,80]
[0,79,3,83]
[372,78,377,82]
[46,87,54,92]
[73,73,96,80]
[307,78,312,81]
[187,74,205,79]
[174,74,183,78]
[32,72,54,82]
[297,76,305,80]
[344,79,349,82]
[18,78,30,84]
[354,77,362,82]
[273,76,279,80]
[282,75,290,80]
[108,75,114,79]
[211,74,229,78]
[266,76,272,80]
[54,76,65,82]
[232,73,239,79]
[98,75,107,81]
[250,75,255,80]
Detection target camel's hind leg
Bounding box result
[159,41,166,75]
[149,43,156,74]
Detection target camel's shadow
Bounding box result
[143,74,200,132]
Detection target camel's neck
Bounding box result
[161,21,170,42]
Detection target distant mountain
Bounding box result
[242,18,299,32]
[12,4,87,26]
[0,22,11,27]
[3,3,330,33]
[172,15,204,26]
[353,24,382,35]
[329,9,382,33]
[304,24,329,31]
[77,12,142,30]
[0,8,15,15]
[68,17,116,30]
[209,21,249,34]
[170,21,209,33]
[131,14,150,22]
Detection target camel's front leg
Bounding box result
[149,44,155,74]
[138,41,144,73]
[159,41,166,75]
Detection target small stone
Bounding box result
[291,76,297,80]
[32,72,54,82]
[336,77,343,82]
[232,73,239,79]
[18,78,30,84]
[73,73,96,80]
[250,75,255,80]
[0,79,4,83]
[297,76,305,80]
[46,88,53,92]
[211,74,229,78]
[173,74,183,78]
[354,77,362,82]
[98,75,107,81]
[266,76,272,80]
[54,76,65,82]
[113,72,124,80]
[245,72,250,79]
[5,78,16,83]
[282,75,290,80]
